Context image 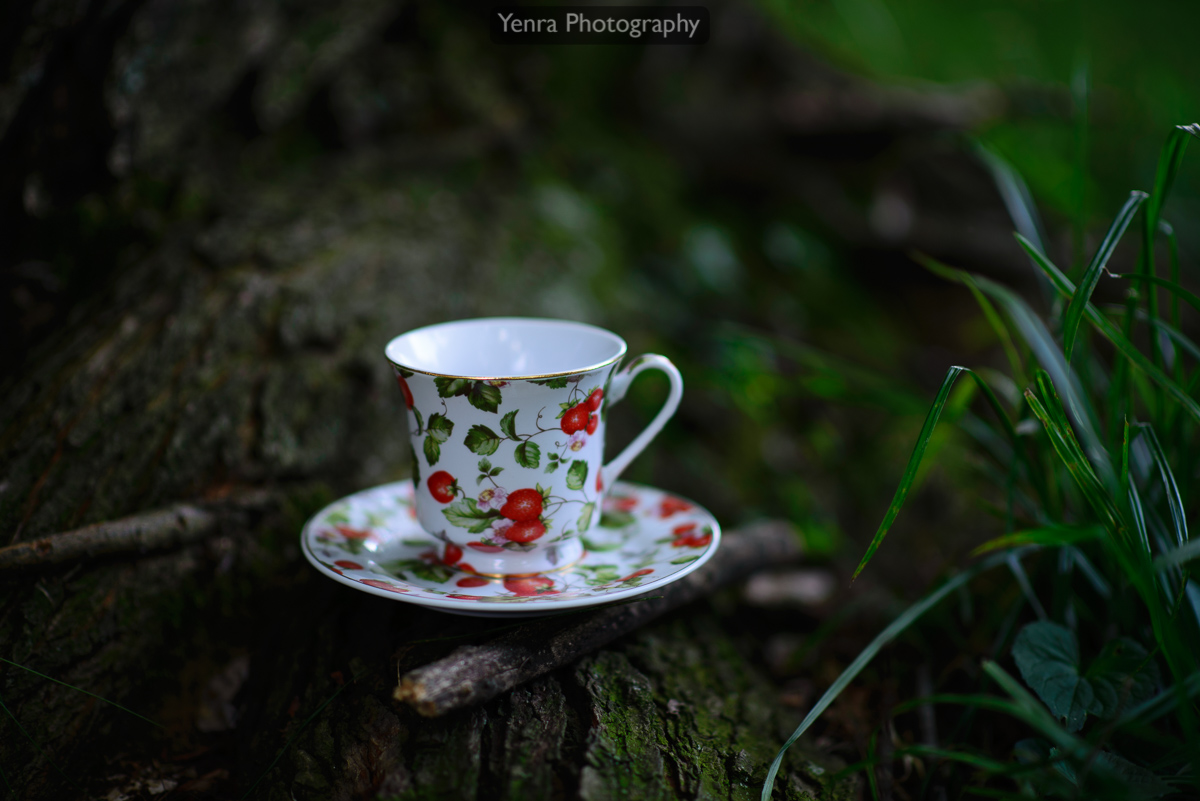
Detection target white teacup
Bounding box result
[385,318,683,577]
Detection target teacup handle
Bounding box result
[601,354,684,489]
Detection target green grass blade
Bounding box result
[924,257,1028,387]
[970,524,1102,556]
[1017,234,1200,424]
[1152,539,1200,572]
[1062,191,1148,362]
[851,365,968,580]
[760,550,1015,801]
[1024,389,1125,540]
[1143,125,1198,247]
[1131,424,1187,547]
[1110,272,1200,318]
[0,656,163,729]
[1138,125,1198,375]
[971,269,1110,479]
[975,143,1052,301]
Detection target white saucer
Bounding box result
[301,480,721,618]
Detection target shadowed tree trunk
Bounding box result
[0,0,1016,797]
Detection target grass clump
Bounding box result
[765,124,1200,800]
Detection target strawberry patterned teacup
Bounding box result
[385,318,683,577]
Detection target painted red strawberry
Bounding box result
[503,576,557,596]
[456,576,489,588]
[560,404,589,434]
[608,495,637,512]
[334,560,363,570]
[585,413,599,435]
[395,375,414,409]
[586,388,604,411]
[447,594,480,601]
[427,471,457,503]
[672,523,697,536]
[334,525,374,541]
[360,579,407,593]
[659,496,694,517]
[619,568,654,582]
[505,519,546,542]
[468,541,506,553]
[458,562,478,573]
[443,544,463,565]
[673,530,713,548]
[596,472,604,492]
[500,488,543,522]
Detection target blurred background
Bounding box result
[2,0,1198,796]
[9,0,1198,565]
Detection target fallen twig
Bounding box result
[0,489,275,573]
[394,519,801,717]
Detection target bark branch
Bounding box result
[394,519,800,717]
[0,489,276,573]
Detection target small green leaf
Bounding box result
[577,502,596,532]
[423,435,440,465]
[670,555,700,565]
[1012,622,1090,732]
[1062,190,1147,362]
[427,413,453,442]
[411,563,456,583]
[412,407,424,433]
[464,425,501,455]
[396,367,414,378]
[515,440,541,468]
[500,410,519,439]
[434,377,469,398]
[599,510,634,529]
[478,458,492,473]
[532,376,569,388]
[442,498,496,532]
[468,383,502,413]
[566,460,588,491]
[1012,622,1159,732]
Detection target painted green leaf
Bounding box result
[434,377,469,398]
[566,460,588,491]
[468,383,502,413]
[515,441,541,468]
[427,413,453,441]
[464,425,501,455]
[442,498,496,533]
[412,407,424,433]
[396,367,414,378]
[478,457,492,473]
[423,435,440,465]
[500,410,519,439]
[599,510,634,529]
[532,376,569,388]
[670,555,700,565]
[577,502,596,533]
[1012,622,1159,732]
[411,563,456,583]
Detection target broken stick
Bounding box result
[0,489,275,573]
[394,519,800,717]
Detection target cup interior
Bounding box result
[385,317,627,379]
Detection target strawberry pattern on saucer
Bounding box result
[301,480,721,617]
